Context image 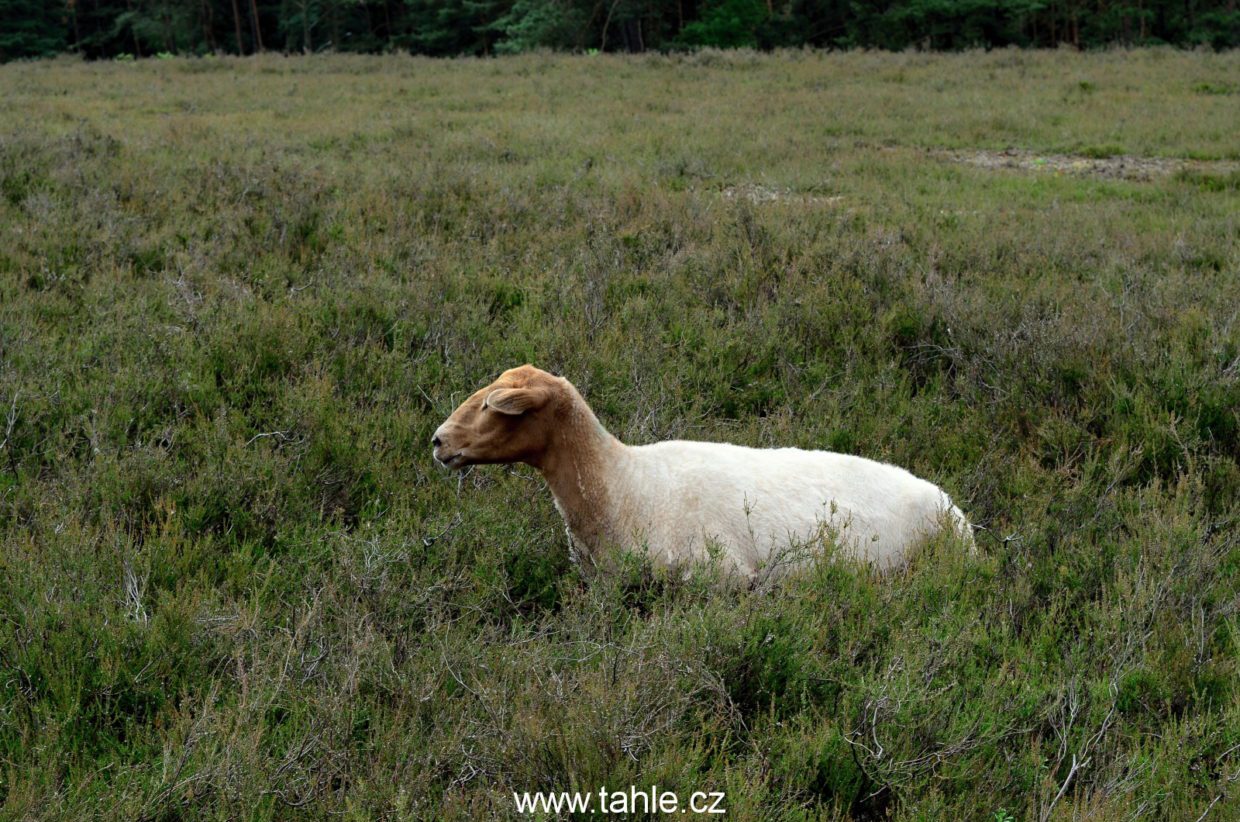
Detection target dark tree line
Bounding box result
[2,1,1237,61]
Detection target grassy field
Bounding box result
[1,49,1238,820]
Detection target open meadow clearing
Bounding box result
[1,49,1238,819]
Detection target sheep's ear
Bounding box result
[485,387,549,415]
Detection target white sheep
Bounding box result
[432,365,973,579]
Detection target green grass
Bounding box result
[1,49,1238,820]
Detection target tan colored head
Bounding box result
[431,365,572,470]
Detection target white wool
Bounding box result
[565,438,972,578]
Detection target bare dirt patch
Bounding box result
[938,149,1239,182]
[720,184,844,206]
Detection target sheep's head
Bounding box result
[431,365,565,470]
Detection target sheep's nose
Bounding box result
[431,435,442,447]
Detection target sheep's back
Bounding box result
[614,440,960,573]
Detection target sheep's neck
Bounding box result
[535,409,622,559]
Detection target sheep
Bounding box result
[432,364,973,580]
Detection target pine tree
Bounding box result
[0,0,68,59]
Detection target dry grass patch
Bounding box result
[937,148,1240,181]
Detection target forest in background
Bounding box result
[2,0,1239,62]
